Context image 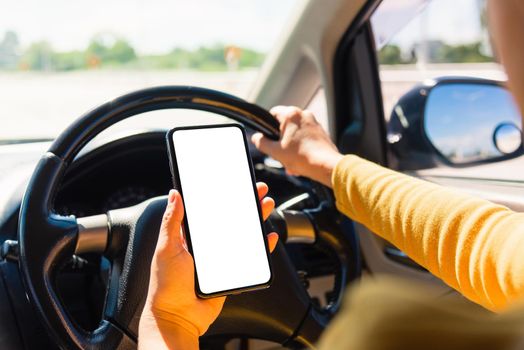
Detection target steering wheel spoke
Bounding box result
[76,214,109,254]
[18,155,132,348]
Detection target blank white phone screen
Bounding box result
[172,126,271,295]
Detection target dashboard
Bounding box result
[55,132,173,217]
[53,130,312,218]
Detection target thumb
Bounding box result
[251,132,279,157]
[158,189,186,255]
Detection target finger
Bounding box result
[251,132,279,156]
[164,189,185,230]
[269,105,289,124]
[261,197,275,221]
[159,189,186,255]
[270,105,304,124]
[256,182,269,200]
[267,232,279,253]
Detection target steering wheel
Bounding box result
[17,86,360,349]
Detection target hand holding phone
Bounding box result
[139,186,279,345]
[166,124,275,297]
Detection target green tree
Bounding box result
[21,41,54,70]
[189,45,226,70]
[170,48,192,68]
[85,36,137,66]
[0,30,20,69]
[86,38,108,60]
[436,42,491,63]
[378,44,403,65]
[53,51,85,71]
[239,48,265,68]
[107,39,136,63]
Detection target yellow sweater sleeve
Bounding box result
[332,155,524,311]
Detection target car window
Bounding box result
[0,0,297,141]
[371,0,524,178]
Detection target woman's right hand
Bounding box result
[251,106,343,187]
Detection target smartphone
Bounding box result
[166,124,272,298]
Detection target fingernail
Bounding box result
[168,189,177,204]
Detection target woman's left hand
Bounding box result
[138,182,279,349]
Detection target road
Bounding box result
[0,63,509,140]
[0,70,258,140]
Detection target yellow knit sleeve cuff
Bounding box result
[331,154,364,217]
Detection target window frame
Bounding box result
[332,0,388,167]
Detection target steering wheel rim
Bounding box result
[17,86,356,349]
[49,85,280,162]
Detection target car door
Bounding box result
[252,0,524,297]
[369,0,524,289]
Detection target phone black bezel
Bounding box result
[165,123,273,298]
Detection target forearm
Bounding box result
[332,155,524,311]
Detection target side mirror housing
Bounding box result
[387,77,523,170]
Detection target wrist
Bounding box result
[311,150,343,188]
[139,312,199,350]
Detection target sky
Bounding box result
[0,0,298,54]
[373,0,485,51]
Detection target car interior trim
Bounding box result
[278,209,316,244]
[75,214,109,254]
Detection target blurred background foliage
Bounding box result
[0,30,265,71]
[378,41,492,65]
[0,29,492,71]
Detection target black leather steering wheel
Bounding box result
[17,86,360,349]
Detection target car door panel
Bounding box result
[360,171,524,287]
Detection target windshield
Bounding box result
[0,0,296,141]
